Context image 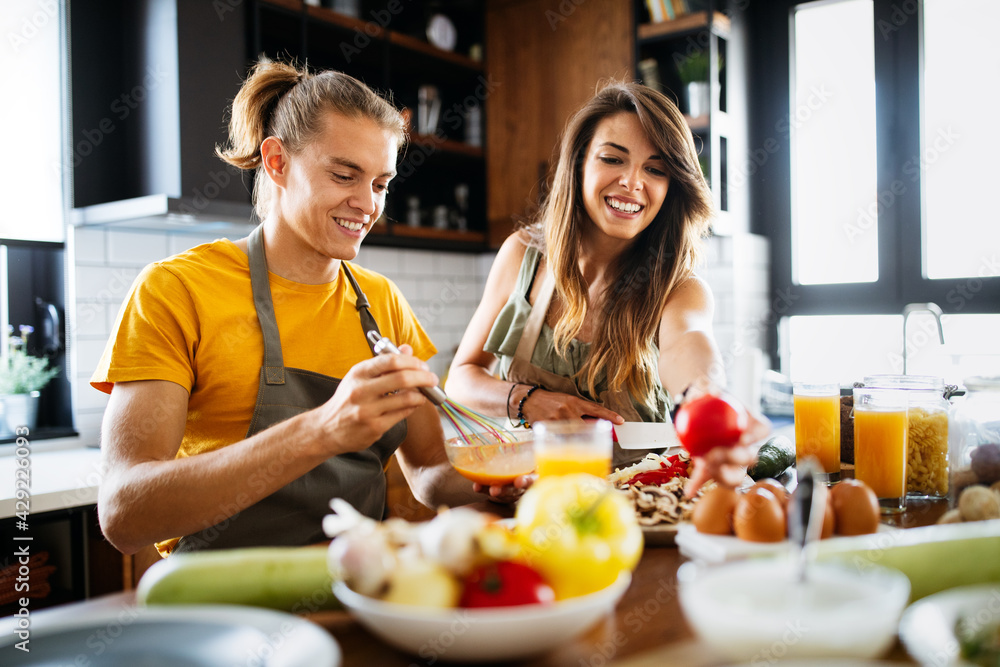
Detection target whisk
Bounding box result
[367,332,519,444]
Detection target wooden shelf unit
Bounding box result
[254,0,487,251]
[637,10,731,41]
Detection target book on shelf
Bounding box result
[671,0,690,18]
[638,58,662,93]
[645,0,674,22]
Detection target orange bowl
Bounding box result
[444,430,534,486]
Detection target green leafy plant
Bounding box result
[674,50,723,85]
[1,325,59,395]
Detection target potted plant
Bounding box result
[673,50,721,119]
[0,325,60,436]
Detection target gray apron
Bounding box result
[506,264,650,469]
[175,225,406,553]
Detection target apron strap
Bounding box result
[247,225,285,385]
[513,265,556,363]
[341,262,382,355]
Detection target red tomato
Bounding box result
[459,560,556,608]
[674,393,748,457]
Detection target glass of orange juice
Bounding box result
[853,386,908,514]
[793,382,842,483]
[533,420,612,478]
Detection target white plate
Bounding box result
[334,572,631,663]
[898,583,1000,666]
[676,522,898,564]
[613,421,682,450]
[0,603,341,666]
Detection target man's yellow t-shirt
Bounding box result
[92,238,436,463]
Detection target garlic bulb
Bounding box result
[417,507,490,577]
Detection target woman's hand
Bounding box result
[517,388,624,426]
[472,473,536,504]
[684,409,771,497]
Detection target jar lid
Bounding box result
[963,376,1000,392]
[862,374,945,390]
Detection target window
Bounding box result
[0,0,67,243]
[791,0,877,285]
[757,0,1000,385]
[921,0,1000,280]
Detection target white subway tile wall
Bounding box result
[69,229,769,444]
[71,228,489,445]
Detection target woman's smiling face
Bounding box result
[580,112,670,244]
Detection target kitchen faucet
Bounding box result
[902,302,945,375]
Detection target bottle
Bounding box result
[949,376,1000,503]
[864,375,953,499]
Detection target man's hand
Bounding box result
[312,344,440,455]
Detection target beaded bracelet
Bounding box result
[506,382,523,424]
[516,385,542,428]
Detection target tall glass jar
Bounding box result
[863,375,952,499]
[949,376,1000,502]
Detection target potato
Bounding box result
[958,485,1000,522]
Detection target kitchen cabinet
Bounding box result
[252,0,489,252]
[634,2,748,234]
[484,0,634,247]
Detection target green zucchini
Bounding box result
[136,546,340,613]
[748,435,796,480]
[812,520,1000,601]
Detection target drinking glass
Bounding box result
[533,420,613,478]
[853,386,908,514]
[793,382,842,483]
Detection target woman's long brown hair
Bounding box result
[525,81,713,405]
[216,58,407,222]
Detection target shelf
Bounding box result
[637,10,730,42]
[389,225,485,244]
[304,3,385,37]
[262,1,481,71]
[409,134,484,158]
[685,114,709,133]
[388,33,483,71]
[262,0,304,12]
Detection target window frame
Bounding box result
[749,0,1000,367]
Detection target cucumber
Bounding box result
[811,521,1000,601]
[136,546,341,613]
[748,435,796,480]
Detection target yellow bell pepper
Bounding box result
[514,473,643,599]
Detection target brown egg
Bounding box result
[733,487,787,542]
[753,478,789,507]
[829,479,880,535]
[692,486,739,535]
[818,485,835,539]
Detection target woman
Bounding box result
[445,81,767,498]
[94,60,476,556]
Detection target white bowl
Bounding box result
[333,572,631,663]
[898,583,1000,666]
[678,558,910,662]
